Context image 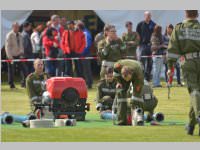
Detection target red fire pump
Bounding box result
[45,77,90,121]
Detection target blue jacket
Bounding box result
[81,28,92,56]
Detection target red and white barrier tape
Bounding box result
[126,55,164,59]
[1,56,98,63]
[1,55,165,63]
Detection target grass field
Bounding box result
[1,81,200,142]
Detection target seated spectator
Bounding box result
[26,58,49,117]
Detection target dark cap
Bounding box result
[105,67,113,74]
[67,20,75,25]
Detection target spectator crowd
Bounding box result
[3,11,183,89]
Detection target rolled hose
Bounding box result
[144,112,164,122]
[30,119,54,128]
[1,112,36,124]
[0,112,14,124]
[153,112,164,122]
[55,119,65,127]
[100,112,164,122]
[12,114,37,123]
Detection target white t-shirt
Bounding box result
[31,31,40,53]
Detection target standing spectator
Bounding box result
[94,24,111,48]
[163,24,183,86]
[5,22,28,88]
[61,20,86,77]
[50,15,65,76]
[60,17,67,29]
[41,21,52,39]
[50,15,64,42]
[41,21,52,58]
[22,21,34,74]
[98,25,126,79]
[136,11,156,81]
[95,24,111,66]
[122,21,140,60]
[31,24,44,58]
[77,21,93,88]
[43,28,60,77]
[150,25,166,87]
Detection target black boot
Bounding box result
[10,84,16,89]
[146,114,153,123]
[186,124,195,135]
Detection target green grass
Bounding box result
[1,81,200,142]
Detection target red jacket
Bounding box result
[43,36,60,57]
[42,25,64,45]
[61,30,86,54]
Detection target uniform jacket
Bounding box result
[122,31,140,57]
[5,30,24,59]
[26,72,49,103]
[96,79,117,103]
[61,29,86,54]
[113,59,144,99]
[97,38,126,62]
[168,19,200,68]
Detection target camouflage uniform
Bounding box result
[94,32,105,48]
[98,38,126,79]
[168,19,200,135]
[128,80,158,121]
[26,72,49,112]
[122,32,140,59]
[96,79,117,111]
[112,59,144,125]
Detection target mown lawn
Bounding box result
[1,81,200,142]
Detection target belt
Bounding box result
[102,61,115,67]
[184,51,200,60]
